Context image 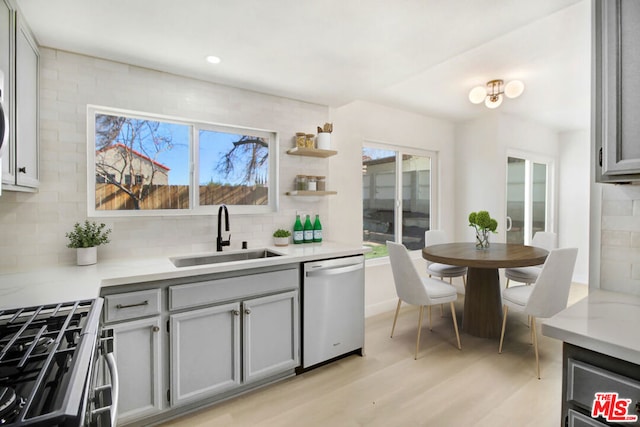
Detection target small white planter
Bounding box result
[274,237,289,247]
[77,247,97,266]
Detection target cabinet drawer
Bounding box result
[567,358,640,419]
[104,289,162,323]
[169,267,299,311]
[567,409,608,427]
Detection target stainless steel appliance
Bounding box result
[302,255,365,369]
[0,299,117,426]
[0,69,7,196]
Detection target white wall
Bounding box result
[0,48,330,271]
[329,100,456,316]
[558,130,590,283]
[454,113,560,242]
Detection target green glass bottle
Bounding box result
[293,214,304,244]
[313,214,322,243]
[303,214,313,243]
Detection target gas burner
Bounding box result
[0,386,24,424]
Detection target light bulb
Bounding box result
[485,94,503,109]
[505,80,524,98]
[468,86,486,104]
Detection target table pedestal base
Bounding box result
[463,267,503,338]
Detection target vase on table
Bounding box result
[476,229,490,249]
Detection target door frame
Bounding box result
[505,149,556,245]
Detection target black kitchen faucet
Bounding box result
[217,204,231,251]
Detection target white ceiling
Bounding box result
[16,0,590,131]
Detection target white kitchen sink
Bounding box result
[170,249,283,268]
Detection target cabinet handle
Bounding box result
[18,167,26,174]
[232,309,240,316]
[244,308,251,315]
[115,300,149,309]
[152,326,160,332]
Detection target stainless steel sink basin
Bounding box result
[170,249,283,268]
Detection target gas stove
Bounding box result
[0,299,111,426]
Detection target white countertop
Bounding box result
[0,242,368,310]
[542,289,640,365]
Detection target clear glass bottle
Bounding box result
[303,214,313,243]
[296,175,308,191]
[313,214,322,243]
[293,214,304,244]
[295,132,306,148]
[316,176,326,191]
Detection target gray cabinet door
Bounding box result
[595,0,640,182]
[243,290,299,383]
[14,14,38,188]
[170,302,241,406]
[111,316,163,424]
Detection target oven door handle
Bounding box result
[105,351,119,427]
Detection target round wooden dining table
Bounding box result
[421,242,548,338]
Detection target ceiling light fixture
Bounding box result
[205,55,221,64]
[468,79,524,109]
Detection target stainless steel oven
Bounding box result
[0,298,118,427]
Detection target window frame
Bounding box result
[362,140,438,262]
[87,105,279,217]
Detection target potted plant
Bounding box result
[468,210,498,249]
[273,229,291,247]
[66,220,112,265]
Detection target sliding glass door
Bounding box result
[506,154,552,245]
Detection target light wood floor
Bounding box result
[160,283,588,427]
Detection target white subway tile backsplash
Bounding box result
[0,47,330,272]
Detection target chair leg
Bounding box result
[390,299,402,338]
[530,316,534,343]
[532,317,540,379]
[415,306,425,360]
[505,278,510,288]
[440,304,444,317]
[450,301,461,350]
[428,305,432,330]
[499,305,509,353]
[449,277,452,284]
[463,275,467,290]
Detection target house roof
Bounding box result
[97,143,170,171]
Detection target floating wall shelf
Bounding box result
[286,147,337,158]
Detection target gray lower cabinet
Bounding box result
[170,290,300,406]
[243,291,299,383]
[562,343,640,426]
[170,302,241,405]
[111,316,163,423]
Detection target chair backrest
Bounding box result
[531,231,557,252]
[386,241,430,304]
[525,247,578,319]
[425,230,448,247]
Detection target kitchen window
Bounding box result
[362,144,436,259]
[87,106,277,216]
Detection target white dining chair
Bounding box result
[504,231,557,288]
[425,230,467,290]
[387,241,461,360]
[498,247,578,379]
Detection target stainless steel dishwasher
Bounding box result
[302,255,365,369]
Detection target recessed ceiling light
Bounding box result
[206,55,221,64]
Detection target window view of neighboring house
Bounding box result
[89,108,277,215]
[96,143,170,186]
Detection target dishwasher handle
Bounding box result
[305,263,363,277]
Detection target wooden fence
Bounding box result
[95,183,268,210]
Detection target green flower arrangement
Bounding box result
[468,211,498,249]
[66,220,112,248]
